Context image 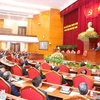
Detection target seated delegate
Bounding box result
[2,71,20,96]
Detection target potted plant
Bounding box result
[59,44,77,51]
[44,51,64,66]
[86,64,93,69]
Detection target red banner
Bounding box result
[84,4,99,18]
[84,3,99,18]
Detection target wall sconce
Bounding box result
[42,36,45,38]
[38,22,41,26]
[49,42,51,45]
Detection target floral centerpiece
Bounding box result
[78,31,99,40]
[44,51,64,65]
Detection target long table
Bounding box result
[12,75,100,100]
[6,93,26,100]
[41,69,100,86]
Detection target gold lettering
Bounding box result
[98,5,100,12]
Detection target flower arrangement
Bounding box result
[44,51,64,65]
[78,31,99,40]
[59,44,77,50]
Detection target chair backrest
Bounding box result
[41,63,51,70]
[82,50,87,57]
[24,65,32,69]
[59,65,69,73]
[77,67,92,75]
[77,50,81,54]
[73,74,94,89]
[28,67,40,79]
[15,58,20,64]
[66,50,70,53]
[11,57,15,62]
[46,71,62,84]
[11,65,23,76]
[65,95,87,100]
[0,77,11,93]
[20,86,46,100]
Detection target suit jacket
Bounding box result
[96,46,100,50]
[24,60,29,65]
[7,81,20,96]
[61,75,67,84]
[38,88,49,100]
[40,70,46,79]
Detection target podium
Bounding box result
[81,38,97,50]
[87,50,96,64]
[81,38,89,50]
[96,51,100,65]
[87,50,100,65]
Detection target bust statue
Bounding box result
[86,22,94,32]
[78,22,98,39]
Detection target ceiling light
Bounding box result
[0,5,39,14]
[0,0,50,10]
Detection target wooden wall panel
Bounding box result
[50,9,63,47]
[27,18,33,35]
[28,9,63,55]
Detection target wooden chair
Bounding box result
[73,74,94,90]
[77,67,92,75]
[59,65,70,73]
[28,67,40,79]
[0,77,11,93]
[45,71,62,84]
[24,65,32,71]
[41,63,51,70]
[11,57,15,62]
[15,58,20,65]
[11,65,23,76]
[20,86,46,100]
[64,95,87,100]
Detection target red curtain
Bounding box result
[63,9,78,45]
[63,0,100,52]
[78,0,100,51]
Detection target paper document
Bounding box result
[63,75,66,78]
[45,86,58,92]
[15,80,27,84]
[69,91,80,96]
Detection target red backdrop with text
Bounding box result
[63,0,100,52]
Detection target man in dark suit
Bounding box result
[53,66,67,85]
[2,71,20,96]
[19,62,28,75]
[35,63,46,79]
[32,76,49,100]
[96,42,100,50]
[23,56,29,65]
[0,65,6,73]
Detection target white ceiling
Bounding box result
[0,0,77,20]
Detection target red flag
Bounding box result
[84,3,98,18]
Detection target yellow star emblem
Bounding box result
[98,5,100,12]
